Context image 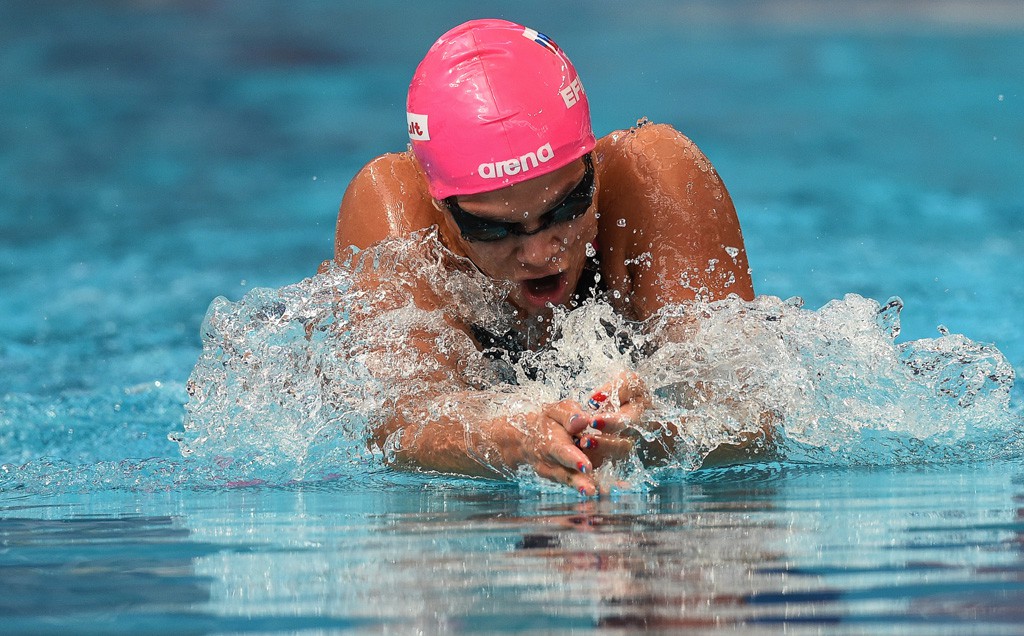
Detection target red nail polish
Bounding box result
[590,418,605,431]
[577,462,587,473]
[583,437,598,450]
[588,391,609,409]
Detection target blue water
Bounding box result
[3,0,1024,632]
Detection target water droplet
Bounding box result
[585,243,597,258]
[616,218,627,227]
[725,246,740,259]
[998,94,1005,101]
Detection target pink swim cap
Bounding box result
[407,19,596,200]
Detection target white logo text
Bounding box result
[478,143,554,179]
[560,77,584,108]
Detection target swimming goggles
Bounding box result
[442,153,595,242]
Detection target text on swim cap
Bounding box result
[407,112,429,140]
[478,143,554,180]
[560,77,584,109]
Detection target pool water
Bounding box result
[4,464,1024,634]
[2,0,1023,633]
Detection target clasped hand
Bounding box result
[514,372,650,496]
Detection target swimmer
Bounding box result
[328,19,756,494]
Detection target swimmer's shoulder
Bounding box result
[595,120,718,235]
[335,151,439,255]
[596,120,712,177]
[595,119,731,229]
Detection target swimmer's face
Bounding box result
[439,156,599,318]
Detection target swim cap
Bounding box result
[407,19,596,200]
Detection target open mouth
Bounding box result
[520,273,568,307]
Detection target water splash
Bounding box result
[641,294,1019,469]
[167,231,1021,490]
[173,231,516,484]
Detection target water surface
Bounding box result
[2,1,1023,633]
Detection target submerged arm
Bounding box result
[594,124,770,466]
[376,388,600,491]
[337,245,611,494]
[329,154,609,491]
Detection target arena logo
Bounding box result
[478,143,554,179]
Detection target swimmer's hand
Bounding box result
[584,371,651,434]
[373,376,651,496]
[503,407,601,496]
[554,372,652,471]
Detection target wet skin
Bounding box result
[330,123,756,494]
[439,158,599,321]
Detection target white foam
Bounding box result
[174,232,1022,489]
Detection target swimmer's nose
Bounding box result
[516,228,563,268]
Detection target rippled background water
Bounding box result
[2,0,1023,632]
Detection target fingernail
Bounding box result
[589,418,605,431]
[581,437,598,450]
[577,462,588,473]
[588,391,609,410]
[569,413,582,428]
[579,487,588,496]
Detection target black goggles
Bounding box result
[442,153,595,242]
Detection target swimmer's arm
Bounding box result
[602,123,754,320]
[340,261,601,494]
[596,125,770,465]
[370,393,602,494]
[334,152,436,257]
